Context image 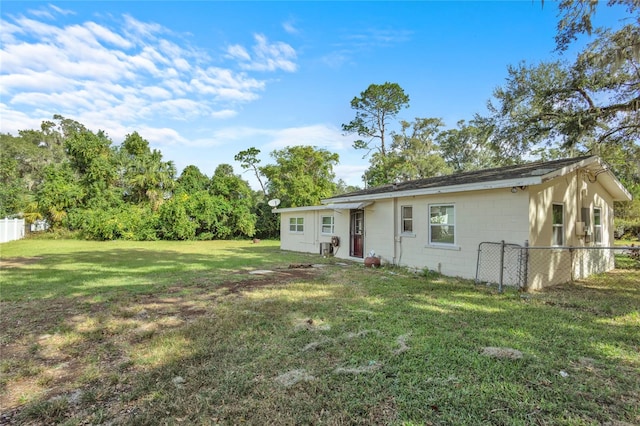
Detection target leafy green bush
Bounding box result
[614,217,640,240]
[158,197,197,240]
[68,205,158,241]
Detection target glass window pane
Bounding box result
[403,206,412,219]
[552,205,563,224]
[431,225,455,244]
[553,227,563,246]
[429,205,455,245]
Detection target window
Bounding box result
[401,206,413,233]
[321,215,334,234]
[552,204,564,246]
[429,204,455,245]
[289,217,304,233]
[593,207,602,244]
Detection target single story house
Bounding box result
[274,156,632,290]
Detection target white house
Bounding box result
[274,156,632,289]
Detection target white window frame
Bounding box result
[552,203,564,246]
[593,207,602,244]
[401,205,414,235]
[429,204,456,246]
[321,215,334,235]
[289,217,304,233]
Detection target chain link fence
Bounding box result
[475,241,640,291]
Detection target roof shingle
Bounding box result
[328,155,594,200]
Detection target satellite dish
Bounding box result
[267,199,281,207]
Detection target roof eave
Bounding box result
[539,156,632,202]
[323,176,543,203]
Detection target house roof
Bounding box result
[273,201,372,214]
[324,155,632,203]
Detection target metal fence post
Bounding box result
[522,240,529,290]
[475,243,483,285]
[499,240,505,293]
[569,246,574,282]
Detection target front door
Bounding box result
[350,209,364,258]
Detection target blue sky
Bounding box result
[0,1,628,188]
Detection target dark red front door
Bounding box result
[350,210,364,258]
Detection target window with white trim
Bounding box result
[429,204,455,245]
[552,204,564,246]
[593,207,602,244]
[401,206,413,234]
[321,215,334,234]
[289,217,304,233]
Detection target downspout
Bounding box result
[315,210,319,249]
[393,197,398,265]
[577,169,580,228]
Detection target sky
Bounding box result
[0,1,629,189]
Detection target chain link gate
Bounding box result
[475,241,527,292]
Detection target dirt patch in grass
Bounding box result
[0,256,44,268]
[480,347,524,360]
[0,266,324,417]
[274,369,317,387]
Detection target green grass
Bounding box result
[1,240,639,425]
[0,239,312,301]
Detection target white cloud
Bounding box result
[122,14,163,40]
[283,21,299,35]
[227,44,251,61]
[211,109,237,119]
[0,5,309,180]
[28,5,75,20]
[265,124,351,151]
[49,5,76,16]
[334,164,367,186]
[0,103,46,134]
[230,33,297,72]
[135,126,189,147]
[84,22,133,48]
[0,71,76,94]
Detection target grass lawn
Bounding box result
[1,240,639,425]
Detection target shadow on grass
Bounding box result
[0,244,323,301]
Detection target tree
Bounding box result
[334,179,361,196]
[0,152,27,217]
[119,132,176,210]
[210,164,256,237]
[65,129,119,208]
[362,118,450,186]
[488,39,638,154]
[261,146,339,207]
[437,119,500,172]
[235,147,267,196]
[342,82,410,159]
[554,0,639,54]
[175,165,210,194]
[36,164,84,228]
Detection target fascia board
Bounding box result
[272,205,332,213]
[539,156,631,201]
[538,156,598,182]
[600,170,633,201]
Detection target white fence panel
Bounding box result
[0,218,25,243]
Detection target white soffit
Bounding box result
[324,201,373,210]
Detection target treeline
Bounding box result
[0,115,356,240]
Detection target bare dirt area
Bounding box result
[0,266,323,424]
[0,257,43,268]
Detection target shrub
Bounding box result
[614,218,640,240]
